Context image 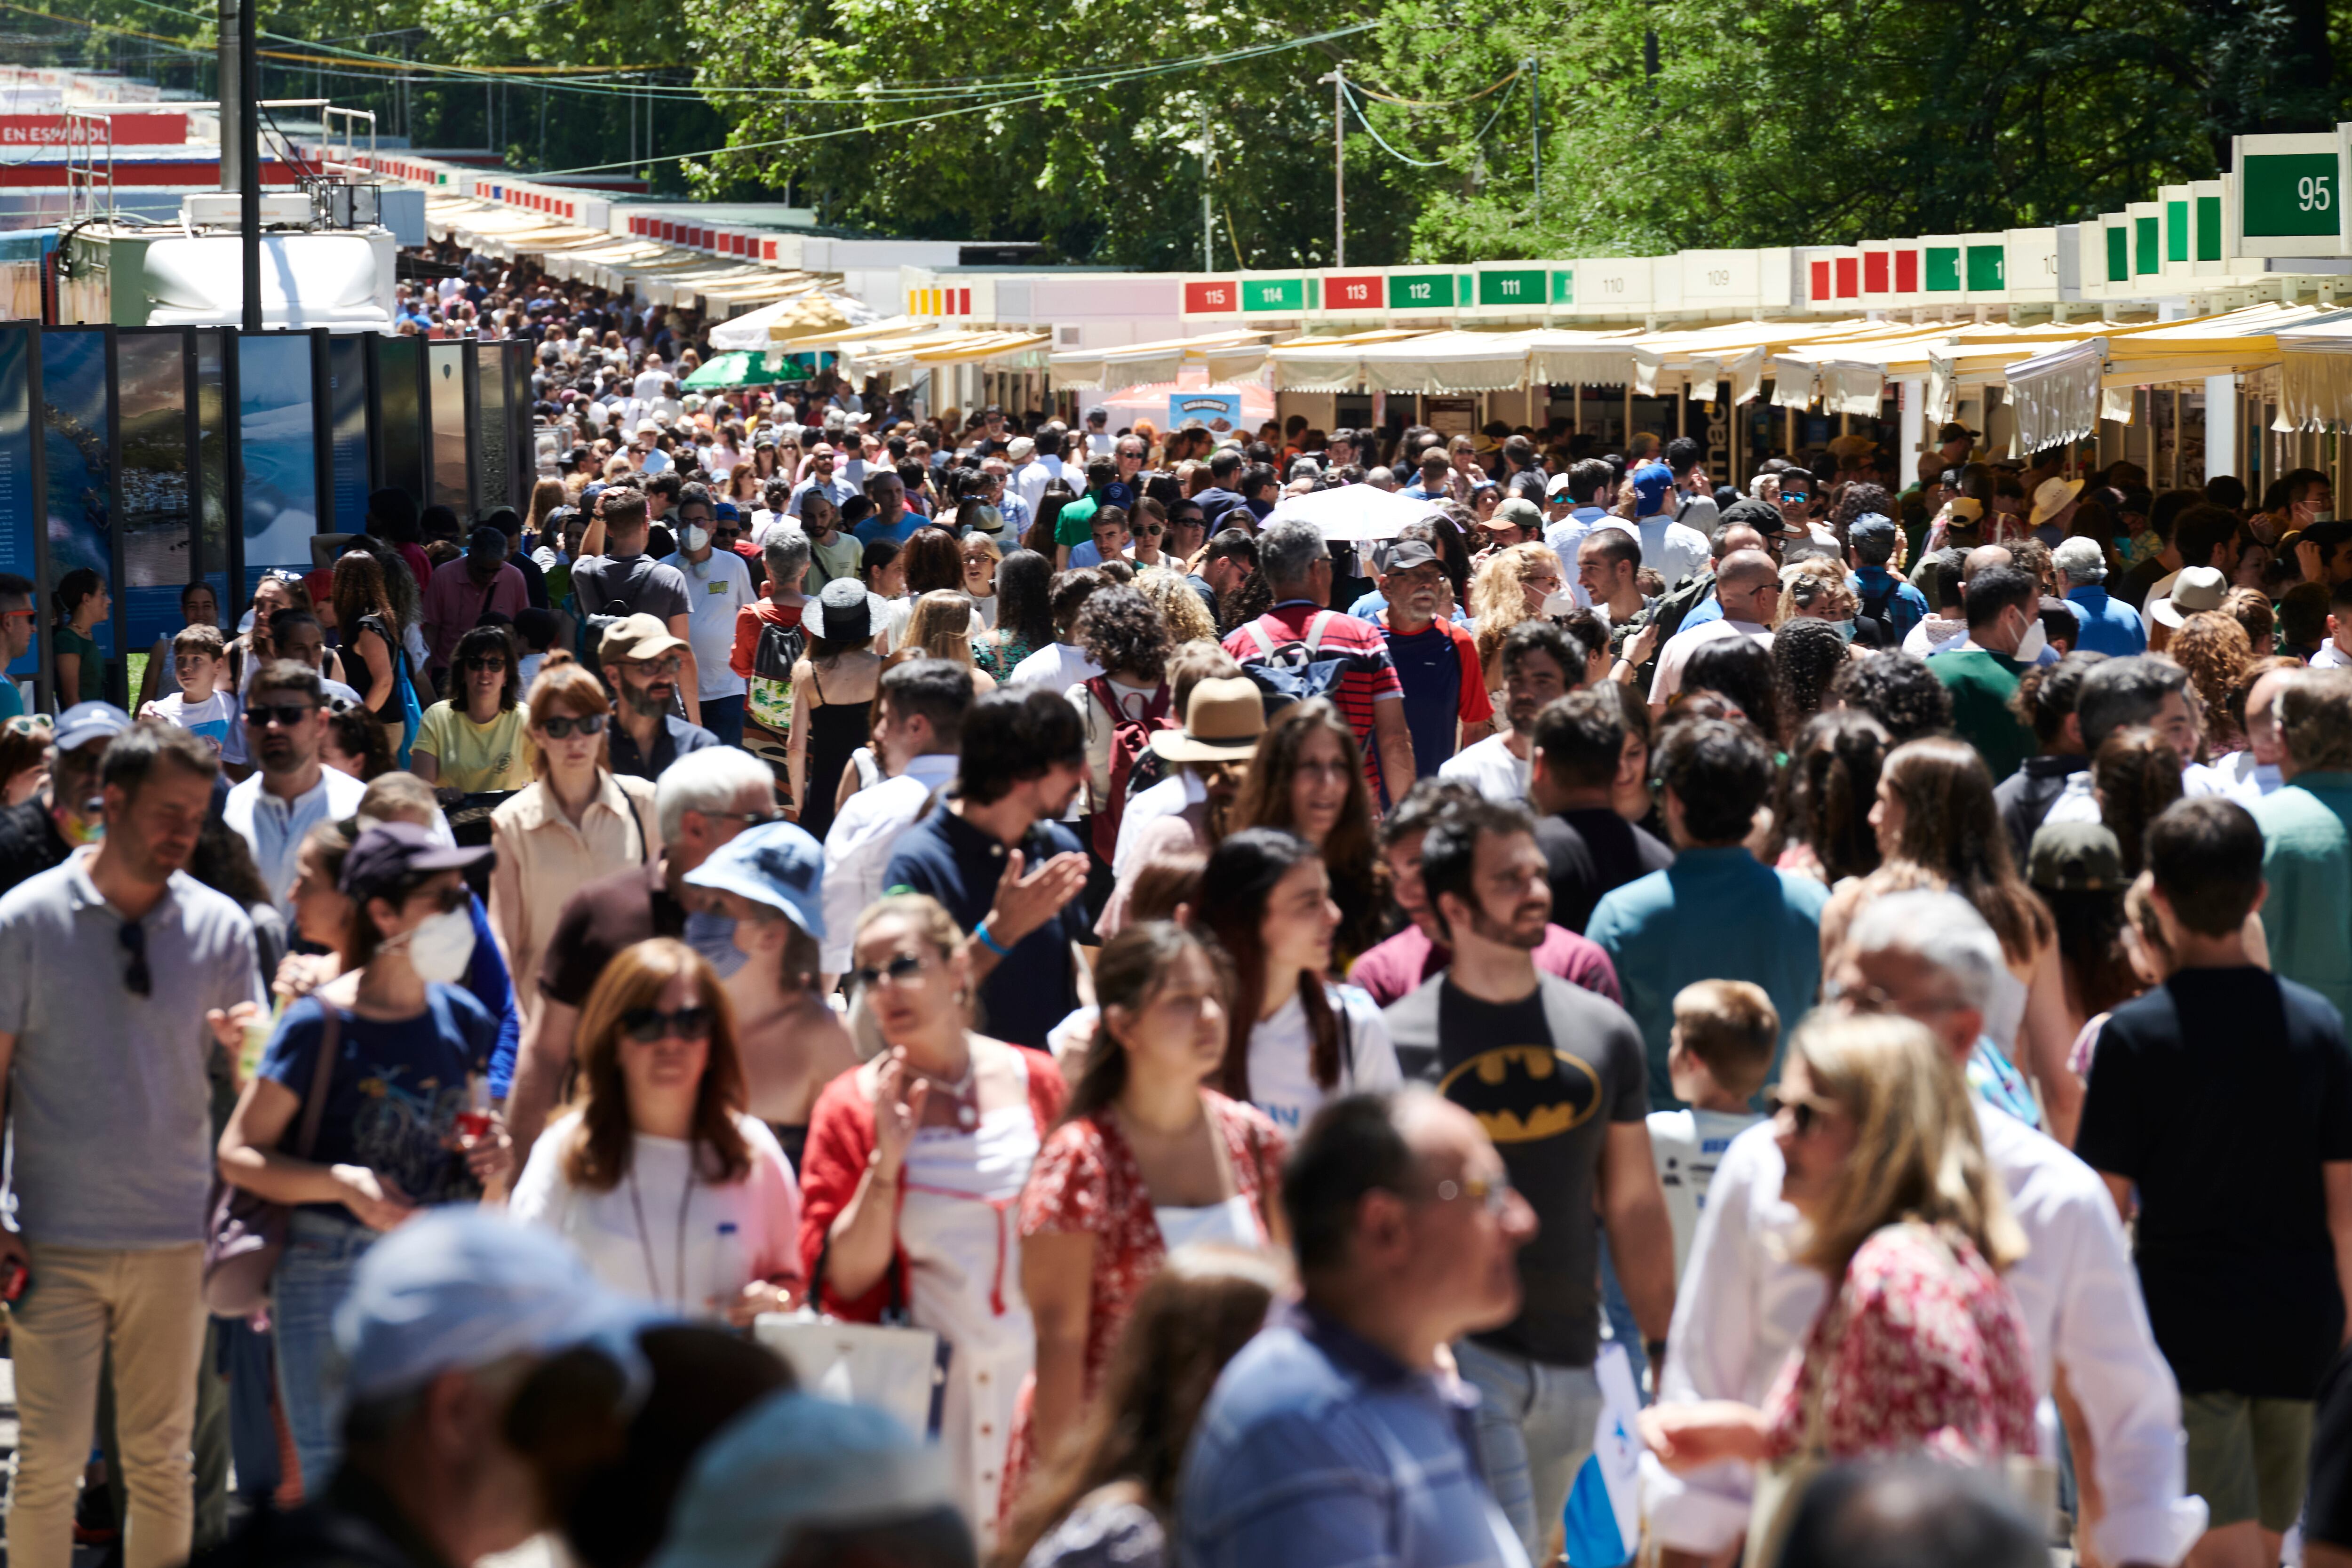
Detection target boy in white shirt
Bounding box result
[1646,979,1775,1282]
[139,622,243,765]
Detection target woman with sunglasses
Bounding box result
[1638,1012,2034,1551]
[961,532,1003,630]
[511,938,803,1320]
[217,821,506,1493]
[488,656,660,1027]
[1008,923,1286,1516]
[799,893,1069,1550]
[411,624,533,793]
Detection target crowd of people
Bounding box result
[4,299,2352,1568]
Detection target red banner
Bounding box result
[0,112,187,146]
[1183,279,1238,313]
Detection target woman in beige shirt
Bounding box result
[488,654,661,1019]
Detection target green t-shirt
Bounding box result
[54,625,104,705]
[413,700,535,793]
[1056,494,1100,547]
[1930,647,2034,782]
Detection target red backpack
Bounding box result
[1085,677,1176,860]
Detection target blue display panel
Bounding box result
[238,333,320,608]
[41,328,115,674]
[117,329,195,657]
[0,329,33,685]
[327,335,369,532]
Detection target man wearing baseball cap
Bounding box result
[1371,537,1492,780]
[785,443,856,522]
[0,700,131,895]
[197,1211,658,1568]
[602,616,719,782]
[1627,461,1711,592]
[421,525,529,686]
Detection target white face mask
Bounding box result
[682,525,711,554]
[399,906,477,984]
[1541,589,1580,618]
[2011,613,2049,664]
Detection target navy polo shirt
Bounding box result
[608,714,718,781]
[881,805,1088,1050]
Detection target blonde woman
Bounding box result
[525,476,568,546]
[887,589,997,694]
[1639,1012,2034,1533]
[961,531,1003,629]
[1773,558,1867,648]
[1134,564,1219,646]
[1470,540,1568,692]
[487,655,660,1022]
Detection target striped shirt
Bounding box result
[1223,602,1403,792]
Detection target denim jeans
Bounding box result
[1597,1233,1648,1400]
[699,693,746,748]
[272,1211,377,1497]
[1454,1338,1604,1565]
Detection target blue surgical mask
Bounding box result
[1830,618,1857,644]
[683,908,747,979]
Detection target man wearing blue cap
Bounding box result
[196,1211,657,1568]
[0,700,129,895]
[1627,462,1710,593]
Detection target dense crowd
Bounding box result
[2,270,2352,1568]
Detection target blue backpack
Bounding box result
[1236,611,1351,715]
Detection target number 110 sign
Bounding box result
[2231,128,2352,258]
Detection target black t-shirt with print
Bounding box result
[1384,972,1648,1368]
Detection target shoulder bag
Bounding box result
[201,1005,342,1319]
[753,1229,950,1438]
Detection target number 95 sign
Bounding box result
[2233,130,2352,256]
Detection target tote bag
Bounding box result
[754,1237,949,1438]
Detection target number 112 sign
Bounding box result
[2231,128,2352,259]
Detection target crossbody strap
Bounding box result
[292,1005,342,1160]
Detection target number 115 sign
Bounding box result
[2230,127,2352,259]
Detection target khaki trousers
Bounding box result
[8,1242,206,1568]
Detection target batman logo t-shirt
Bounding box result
[1385,971,1649,1368]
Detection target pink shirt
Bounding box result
[1348,922,1621,1009]
[421,557,529,667]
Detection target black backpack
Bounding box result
[752,616,806,683]
[576,557,664,680]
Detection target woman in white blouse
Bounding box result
[510,937,802,1322]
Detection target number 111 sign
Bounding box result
[2231,127,2352,259]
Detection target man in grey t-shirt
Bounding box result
[572,487,699,725]
[0,724,262,1568]
[1382,796,1672,1566]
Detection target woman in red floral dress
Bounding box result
[1005,922,1288,1520]
[1640,1012,2037,1479]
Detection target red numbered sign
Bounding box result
[1185,280,1239,313]
[1327,274,1383,309]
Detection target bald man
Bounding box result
[1650,548,1780,713]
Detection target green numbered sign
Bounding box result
[1387,272,1457,310]
[1478,268,1545,307]
[1924,246,1961,292]
[1241,278,1307,312]
[2242,152,2339,238]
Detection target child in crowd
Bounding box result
[1647,978,1777,1280]
[139,623,241,762]
[513,605,562,696]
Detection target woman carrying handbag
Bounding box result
[1637,1012,2039,1567]
[215,823,506,1496]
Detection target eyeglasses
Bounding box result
[119,920,151,998]
[538,712,608,739]
[703,809,780,828]
[462,656,509,673]
[1763,1089,1836,1138]
[1429,1172,1515,1216]
[851,952,933,989]
[244,702,317,728]
[618,1005,714,1044]
[629,657,684,679]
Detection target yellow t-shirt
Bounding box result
[415,700,535,792]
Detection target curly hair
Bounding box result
[2095,725,2184,876]
[1771,618,1852,746]
[1828,651,1952,744]
[898,525,963,597]
[2169,610,2253,758]
[1133,565,1219,645]
[1682,635,1779,740]
[1075,583,1172,684]
[1772,558,1860,630]
[1776,709,1889,882]
[1470,541,1559,675]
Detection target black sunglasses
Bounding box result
[119,920,151,998]
[244,702,317,728]
[619,1005,714,1044]
[538,713,607,739]
[851,952,932,989]
[1763,1089,1829,1137]
[462,656,509,673]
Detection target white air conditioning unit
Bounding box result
[181,191,314,229]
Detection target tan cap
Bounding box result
[598,612,690,664]
[2029,476,2085,527]
[1149,677,1267,764]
